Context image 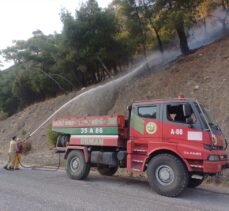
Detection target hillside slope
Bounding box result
[110,36,229,140]
[0,36,229,165]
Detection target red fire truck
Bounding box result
[52,97,228,197]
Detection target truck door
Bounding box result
[128,104,162,172]
[162,102,204,158]
[130,104,162,144]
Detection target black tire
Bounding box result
[56,135,62,147]
[188,177,204,188]
[97,165,118,176]
[66,150,90,180]
[147,154,189,197]
[62,135,69,147]
[57,135,67,147]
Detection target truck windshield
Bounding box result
[200,105,214,125]
[195,102,227,149]
[195,103,216,127]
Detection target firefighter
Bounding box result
[13,137,23,170]
[3,136,17,170]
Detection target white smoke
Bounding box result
[189,8,229,49]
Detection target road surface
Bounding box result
[0,167,228,211]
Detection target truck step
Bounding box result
[133,149,146,153]
[131,162,143,172]
[190,164,203,169]
[132,159,144,163]
[132,168,141,172]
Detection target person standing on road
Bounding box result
[13,137,23,170]
[3,136,17,170]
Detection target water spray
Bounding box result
[27,53,155,139]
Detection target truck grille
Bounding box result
[204,144,224,151]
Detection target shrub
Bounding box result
[47,123,60,146]
[20,128,27,136]
[0,111,8,120]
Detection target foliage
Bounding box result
[20,128,27,136]
[0,110,8,120]
[47,124,60,146]
[152,0,203,54]
[59,0,131,83]
[0,0,227,117]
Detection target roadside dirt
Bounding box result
[0,36,229,185]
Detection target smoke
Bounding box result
[189,8,229,49]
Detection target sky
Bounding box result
[0,0,112,70]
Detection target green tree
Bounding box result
[153,0,202,55]
[115,0,148,55]
[0,0,224,117]
[60,0,130,83]
[0,68,19,115]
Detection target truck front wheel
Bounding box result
[97,165,118,176]
[147,154,189,197]
[66,150,90,180]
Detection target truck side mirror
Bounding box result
[183,103,192,118]
[127,105,132,111]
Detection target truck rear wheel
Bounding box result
[66,150,90,180]
[97,165,118,176]
[188,177,204,188]
[147,154,189,197]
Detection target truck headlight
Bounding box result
[208,155,220,161]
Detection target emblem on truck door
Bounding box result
[146,122,157,134]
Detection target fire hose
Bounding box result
[17,134,62,172]
[18,152,61,172]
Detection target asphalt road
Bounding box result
[0,167,229,211]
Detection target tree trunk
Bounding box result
[72,67,86,87]
[132,3,147,57]
[175,20,190,55]
[141,0,164,54]
[222,0,229,10]
[97,56,111,78]
[152,25,164,53]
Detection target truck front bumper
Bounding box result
[203,160,229,173]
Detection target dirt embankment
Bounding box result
[110,37,229,141]
[0,36,229,171]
